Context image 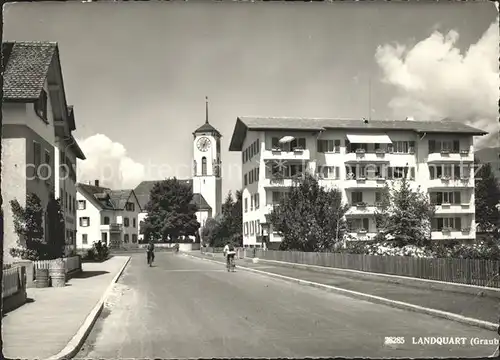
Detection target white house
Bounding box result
[228,116,488,248]
[134,98,222,242]
[76,181,141,250]
[2,41,85,262]
[54,106,86,255]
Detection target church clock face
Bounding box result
[197,137,211,152]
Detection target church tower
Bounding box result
[192,97,222,217]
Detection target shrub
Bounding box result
[83,241,110,262]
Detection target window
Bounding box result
[60,188,64,201]
[78,200,86,210]
[291,137,306,150]
[318,166,340,179]
[79,217,90,227]
[271,191,288,204]
[250,222,254,235]
[33,142,42,178]
[82,234,88,245]
[69,195,72,212]
[249,170,253,184]
[255,193,260,209]
[348,218,370,232]
[244,198,248,212]
[393,141,410,154]
[432,217,462,231]
[126,202,135,211]
[65,192,68,209]
[250,196,254,211]
[103,216,110,225]
[256,220,260,235]
[132,234,138,243]
[375,192,382,203]
[201,157,207,175]
[352,191,363,204]
[124,218,130,227]
[271,137,280,149]
[244,174,248,186]
[430,191,462,205]
[124,234,129,243]
[101,232,108,244]
[73,199,76,214]
[43,150,51,179]
[133,218,136,227]
[34,89,48,121]
[244,222,249,236]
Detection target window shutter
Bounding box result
[387,143,393,153]
[345,139,351,152]
[455,217,461,230]
[317,140,322,153]
[431,218,438,231]
[428,140,436,153]
[430,193,437,204]
[363,218,369,230]
[410,167,415,180]
[388,167,394,179]
[454,191,461,204]
[429,166,435,179]
[453,140,460,153]
[335,167,340,179]
[454,165,460,179]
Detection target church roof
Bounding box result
[134,179,211,211]
[193,121,221,137]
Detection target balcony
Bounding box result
[262,147,310,162]
[262,177,297,188]
[346,231,378,241]
[434,203,474,214]
[344,177,388,189]
[345,203,379,216]
[344,149,392,163]
[100,223,123,233]
[427,150,473,163]
[431,228,475,240]
[427,176,473,189]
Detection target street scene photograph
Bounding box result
[1,1,499,359]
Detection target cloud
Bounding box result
[77,134,146,189]
[375,18,500,149]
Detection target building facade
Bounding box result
[2,41,85,262]
[228,117,488,248]
[76,181,141,250]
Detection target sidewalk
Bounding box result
[3,256,130,360]
[194,252,499,325]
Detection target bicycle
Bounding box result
[226,255,236,272]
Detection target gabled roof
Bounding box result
[77,183,140,211]
[229,116,489,151]
[3,41,57,101]
[134,179,211,211]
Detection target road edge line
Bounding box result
[188,254,498,332]
[42,256,131,360]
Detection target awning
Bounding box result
[279,136,295,144]
[346,134,392,144]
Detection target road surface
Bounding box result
[76,252,498,359]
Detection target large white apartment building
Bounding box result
[76,181,141,250]
[228,117,488,248]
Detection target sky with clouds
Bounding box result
[4,1,499,195]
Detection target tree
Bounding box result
[9,193,48,260]
[374,177,435,247]
[45,195,66,259]
[269,173,349,252]
[142,178,200,242]
[218,190,243,246]
[475,160,500,233]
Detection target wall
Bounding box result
[76,191,101,249]
[241,130,263,246]
[118,194,141,248]
[2,94,57,262]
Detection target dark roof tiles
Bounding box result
[3,41,57,100]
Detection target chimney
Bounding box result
[95,180,100,187]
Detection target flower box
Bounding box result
[460,150,469,155]
[440,149,450,155]
[356,149,366,154]
[356,177,367,182]
[357,229,367,234]
[440,176,451,181]
[293,147,304,153]
[461,228,471,233]
[356,202,367,208]
[441,227,452,234]
[271,147,282,152]
[375,148,386,154]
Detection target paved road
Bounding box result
[76,252,497,359]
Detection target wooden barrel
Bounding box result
[49,258,66,288]
[35,268,49,288]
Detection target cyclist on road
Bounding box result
[223,242,236,269]
[147,240,155,266]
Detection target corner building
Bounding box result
[228,117,487,248]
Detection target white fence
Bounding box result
[33,256,81,274]
[2,267,22,298]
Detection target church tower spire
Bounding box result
[205,96,209,124]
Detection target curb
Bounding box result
[42,256,131,360]
[189,254,498,332]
